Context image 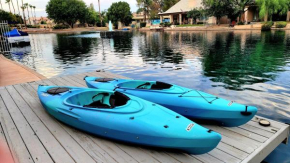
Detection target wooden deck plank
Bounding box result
[204,125,261,148]
[253,116,288,129]
[225,126,268,143]
[215,142,248,160]
[0,86,54,163]
[208,148,241,163]
[0,88,34,163]
[59,123,119,163]
[12,84,76,163]
[247,120,278,133]
[0,107,16,163]
[238,124,274,138]
[17,83,97,163]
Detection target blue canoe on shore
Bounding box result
[85,77,258,127]
[38,85,221,154]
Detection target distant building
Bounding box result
[132,12,149,23]
[159,0,290,25]
[26,17,54,26]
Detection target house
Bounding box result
[132,12,150,23]
[159,0,290,25]
[26,17,54,26]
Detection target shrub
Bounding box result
[237,21,244,25]
[53,24,70,29]
[275,21,287,28]
[164,22,171,27]
[26,25,40,28]
[140,22,146,28]
[160,22,171,27]
[261,21,273,31]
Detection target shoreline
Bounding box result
[22,27,109,34]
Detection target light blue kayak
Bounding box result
[85,77,258,127]
[38,85,221,154]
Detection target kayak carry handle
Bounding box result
[241,106,252,116]
[83,76,88,80]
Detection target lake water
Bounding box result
[5,30,290,162]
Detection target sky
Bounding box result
[0,0,138,17]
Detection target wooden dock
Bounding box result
[0,55,46,86]
[0,71,289,163]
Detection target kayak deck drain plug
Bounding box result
[164,125,169,128]
[130,117,134,120]
[176,116,180,118]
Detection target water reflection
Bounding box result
[53,34,96,64]
[202,31,290,90]
[4,30,290,162]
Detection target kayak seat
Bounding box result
[95,78,114,82]
[110,91,130,108]
[83,100,111,108]
[151,81,172,90]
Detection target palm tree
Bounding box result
[5,0,12,13]
[10,0,16,14]
[33,6,36,24]
[0,0,3,10]
[98,0,102,26]
[15,0,21,16]
[29,4,33,25]
[24,3,31,25]
[137,0,152,22]
[21,0,26,28]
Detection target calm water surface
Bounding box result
[6,30,290,162]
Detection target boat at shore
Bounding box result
[3,28,30,45]
[85,77,258,127]
[38,85,221,154]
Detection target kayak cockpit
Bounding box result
[118,81,173,90]
[65,91,130,109]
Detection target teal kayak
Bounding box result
[85,77,258,127]
[38,85,221,154]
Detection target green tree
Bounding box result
[137,0,152,21]
[82,4,99,26]
[0,9,23,23]
[100,10,107,26]
[187,8,202,24]
[256,0,289,21]
[46,0,87,28]
[202,0,233,24]
[149,0,161,19]
[107,1,132,26]
[230,0,254,22]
